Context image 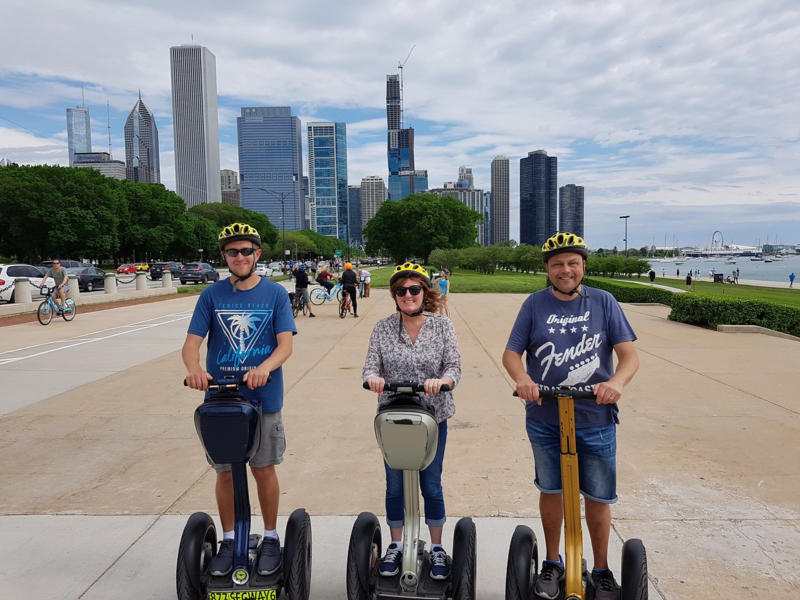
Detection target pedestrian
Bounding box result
[502,232,639,600]
[685,271,692,291]
[677,268,680,277]
[361,267,372,297]
[648,270,655,283]
[790,272,796,288]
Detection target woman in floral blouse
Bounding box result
[363,262,462,581]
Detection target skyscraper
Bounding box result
[237,107,303,230]
[386,74,419,200]
[170,44,221,207]
[491,156,509,244]
[559,184,585,238]
[360,176,387,229]
[66,107,91,166]
[457,166,474,189]
[124,94,160,183]
[348,185,362,247]
[519,150,557,246]
[220,169,240,206]
[307,122,348,240]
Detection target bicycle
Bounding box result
[309,280,342,305]
[291,290,308,317]
[339,288,352,318]
[37,286,76,325]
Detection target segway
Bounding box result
[505,385,647,600]
[346,382,477,600]
[177,376,312,600]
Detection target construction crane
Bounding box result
[397,44,415,128]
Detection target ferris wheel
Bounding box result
[711,230,725,249]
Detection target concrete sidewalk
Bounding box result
[0,290,798,599]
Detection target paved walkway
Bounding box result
[0,290,798,599]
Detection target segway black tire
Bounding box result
[346,512,382,600]
[451,517,477,600]
[176,512,217,600]
[505,525,538,600]
[620,538,648,600]
[284,508,312,600]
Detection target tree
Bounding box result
[363,193,481,264]
[275,231,317,260]
[189,203,278,251]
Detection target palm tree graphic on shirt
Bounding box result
[216,310,272,367]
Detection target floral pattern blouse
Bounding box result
[362,312,461,423]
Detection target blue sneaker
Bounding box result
[378,543,402,577]
[429,547,450,580]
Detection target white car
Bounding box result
[0,264,56,303]
[255,263,269,277]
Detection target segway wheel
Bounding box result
[284,508,312,600]
[176,512,217,600]
[620,538,648,600]
[451,517,477,600]
[346,512,382,600]
[505,525,538,600]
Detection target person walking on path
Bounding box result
[182,222,296,578]
[363,262,461,581]
[437,270,451,316]
[790,272,796,288]
[686,271,692,291]
[501,232,639,600]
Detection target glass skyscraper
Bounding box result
[307,122,348,241]
[386,74,423,200]
[559,184,585,238]
[520,150,557,246]
[237,107,303,231]
[66,107,91,167]
[124,95,160,183]
[347,185,362,247]
[491,156,509,244]
[170,44,221,207]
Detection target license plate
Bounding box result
[207,590,277,600]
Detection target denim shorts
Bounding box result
[208,410,286,473]
[526,420,617,504]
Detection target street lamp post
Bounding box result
[242,175,297,271]
[619,215,630,256]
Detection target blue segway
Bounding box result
[177,376,312,600]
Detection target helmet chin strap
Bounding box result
[228,263,257,293]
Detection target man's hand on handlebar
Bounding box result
[365,376,385,394]
[514,374,541,405]
[592,380,624,405]
[185,370,213,391]
[243,365,271,390]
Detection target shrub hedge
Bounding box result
[584,277,800,337]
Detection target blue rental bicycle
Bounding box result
[37,286,76,325]
[309,280,342,305]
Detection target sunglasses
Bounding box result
[394,285,423,297]
[222,247,257,257]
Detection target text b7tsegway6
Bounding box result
[506,385,647,600]
[177,376,312,600]
[346,381,477,600]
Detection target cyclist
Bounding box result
[340,261,359,317]
[292,263,316,318]
[41,259,69,311]
[363,262,460,581]
[316,266,335,294]
[182,222,296,578]
[502,232,639,600]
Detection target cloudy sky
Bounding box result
[1,0,799,249]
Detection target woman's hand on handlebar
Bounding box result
[592,380,624,404]
[423,377,453,396]
[185,370,213,391]
[514,375,541,405]
[365,376,385,394]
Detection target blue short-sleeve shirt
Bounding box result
[187,278,296,412]
[506,285,637,427]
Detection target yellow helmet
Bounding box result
[390,262,431,287]
[218,222,261,250]
[542,232,588,261]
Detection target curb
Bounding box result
[0,287,179,318]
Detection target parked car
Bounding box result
[178,262,219,284]
[66,266,106,292]
[149,261,183,280]
[135,263,150,272]
[117,264,137,274]
[0,264,55,303]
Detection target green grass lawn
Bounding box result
[644,277,800,308]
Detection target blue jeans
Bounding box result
[384,421,447,527]
[526,420,617,504]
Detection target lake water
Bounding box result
[652,254,799,284]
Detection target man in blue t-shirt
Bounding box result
[183,222,296,579]
[502,233,639,600]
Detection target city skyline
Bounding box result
[1,1,799,249]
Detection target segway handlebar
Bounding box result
[513,384,595,401]
[363,381,452,393]
[183,375,271,390]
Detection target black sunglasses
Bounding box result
[222,247,257,257]
[394,285,423,297]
